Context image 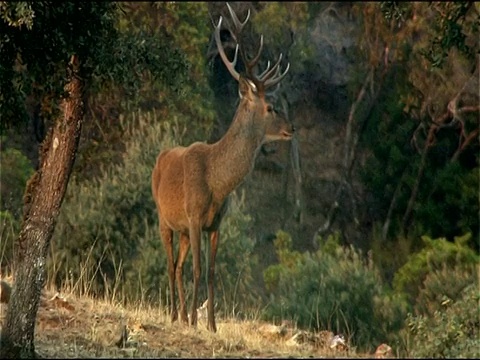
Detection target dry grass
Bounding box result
[0,277,374,358]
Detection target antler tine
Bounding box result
[225,3,262,81]
[258,53,284,82]
[257,60,271,79]
[245,34,264,70]
[215,16,240,81]
[226,2,250,38]
[257,52,291,89]
[219,2,290,90]
[264,62,290,89]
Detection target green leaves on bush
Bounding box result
[416,264,478,319]
[393,233,479,305]
[263,231,407,350]
[405,282,480,358]
[0,146,34,269]
[50,111,177,302]
[0,145,34,215]
[50,109,259,311]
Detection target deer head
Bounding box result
[214,3,294,144]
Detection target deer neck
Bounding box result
[208,107,264,201]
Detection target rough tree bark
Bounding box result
[0,54,85,359]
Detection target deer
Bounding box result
[151,2,294,333]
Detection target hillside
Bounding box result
[0,277,386,359]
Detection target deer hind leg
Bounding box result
[207,229,219,332]
[160,223,177,323]
[176,232,190,324]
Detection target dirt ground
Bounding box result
[0,279,382,358]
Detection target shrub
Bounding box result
[50,111,178,302]
[0,145,34,270]
[50,110,259,312]
[404,281,480,358]
[0,210,19,272]
[263,231,408,350]
[415,264,478,317]
[392,233,479,306]
[0,145,34,216]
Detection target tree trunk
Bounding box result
[0,55,85,359]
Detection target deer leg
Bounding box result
[188,223,202,328]
[160,223,177,323]
[207,230,219,332]
[176,232,190,324]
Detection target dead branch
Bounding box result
[312,67,374,242]
[382,167,409,242]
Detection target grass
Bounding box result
[0,274,375,359]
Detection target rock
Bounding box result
[329,333,348,351]
[375,343,393,358]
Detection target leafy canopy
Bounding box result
[0,1,189,131]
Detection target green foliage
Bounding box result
[370,229,417,284]
[415,264,478,317]
[263,231,408,350]
[361,63,479,243]
[50,109,258,310]
[92,29,189,100]
[0,2,34,29]
[0,1,191,134]
[361,79,417,236]
[71,2,214,183]
[0,143,34,214]
[252,3,315,88]
[263,230,303,293]
[393,233,479,305]
[1,1,119,129]
[418,161,479,241]
[404,283,480,358]
[0,144,33,269]
[380,2,478,67]
[202,190,260,316]
[0,210,19,271]
[50,111,184,301]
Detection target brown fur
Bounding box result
[152,77,293,332]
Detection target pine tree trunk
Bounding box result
[0,55,85,359]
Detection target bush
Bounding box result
[50,111,178,302]
[405,281,480,358]
[0,210,19,272]
[392,233,479,306]
[0,145,34,216]
[50,110,259,312]
[415,264,478,317]
[0,145,34,270]
[263,231,408,350]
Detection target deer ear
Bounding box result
[238,76,257,100]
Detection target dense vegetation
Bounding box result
[1,2,478,357]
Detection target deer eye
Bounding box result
[266,105,273,113]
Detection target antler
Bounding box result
[214,2,290,93]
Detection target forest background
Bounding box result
[1,2,479,357]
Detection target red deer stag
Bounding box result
[151,2,294,332]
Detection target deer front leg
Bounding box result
[207,230,219,332]
[188,221,202,328]
[160,223,177,323]
[176,232,190,324]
